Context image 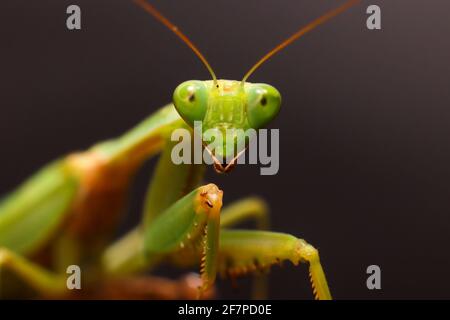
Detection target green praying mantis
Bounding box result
[0,0,359,300]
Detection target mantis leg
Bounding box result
[145,183,222,296]
[0,248,66,297]
[141,138,205,227]
[101,136,205,275]
[220,197,270,299]
[102,183,223,297]
[220,197,269,230]
[0,248,208,299]
[218,230,332,300]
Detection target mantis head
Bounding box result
[135,0,359,172]
[173,79,281,172]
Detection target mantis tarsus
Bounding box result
[0,0,359,299]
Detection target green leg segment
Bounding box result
[102,183,223,297]
[218,230,332,300]
[0,248,66,297]
[220,197,270,299]
[142,137,205,227]
[101,135,205,276]
[220,197,269,230]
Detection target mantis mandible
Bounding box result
[0,0,359,299]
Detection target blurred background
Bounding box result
[1,0,450,299]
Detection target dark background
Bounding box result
[1,0,450,299]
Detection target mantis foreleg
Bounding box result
[103,183,223,296]
[220,197,270,230]
[219,197,270,299]
[218,230,332,300]
[0,248,66,297]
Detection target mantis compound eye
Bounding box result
[173,80,208,126]
[245,84,281,129]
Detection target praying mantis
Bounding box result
[0,0,359,300]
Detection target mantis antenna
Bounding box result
[241,0,360,84]
[134,0,218,86]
